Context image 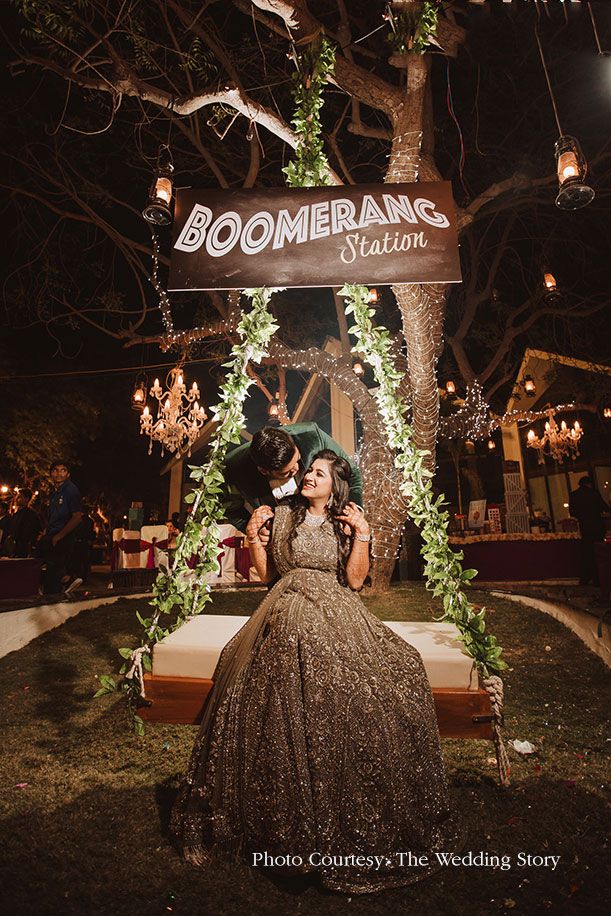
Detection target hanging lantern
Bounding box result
[352,360,365,377]
[267,400,279,417]
[445,380,456,396]
[603,407,611,419]
[367,288,379,303]
[487,438,496,451]
[131,375,147,412]
[543,271,557,293]
[554,136,594,210]
[143,146,175,226]
[523,375,536,397]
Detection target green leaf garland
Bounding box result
[98,288,280,723]
[340,284,506,677]
[282,37,336,188]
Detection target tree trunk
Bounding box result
[385,54,443,468]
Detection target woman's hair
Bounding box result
[287,449,352,586]
[250,427,296,472]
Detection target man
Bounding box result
[4,488,42,557]
[223,422,363,534]
[40,461,84,595]
[568,476,611,586]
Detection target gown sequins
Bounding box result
[171,505,465,894]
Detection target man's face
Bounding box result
[50,465,69,488]
[258,447,301,483]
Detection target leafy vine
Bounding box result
[95,288,280,729]
[282,36,336,188]
[388,1,440,56]
[340,284,506,678]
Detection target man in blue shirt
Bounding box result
[40,461,83,595]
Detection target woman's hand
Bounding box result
[246,505,275,547]
[335,502,370,538]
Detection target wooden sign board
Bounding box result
[168,182,461,291]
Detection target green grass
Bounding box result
[0,584,609,915]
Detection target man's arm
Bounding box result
[52,512,83,546]
[316,428,363,507]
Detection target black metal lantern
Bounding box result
[554,136,594,210]
[143,147,175,226]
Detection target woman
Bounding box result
[171,450,464,894]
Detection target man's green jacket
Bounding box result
[222,421,363,532]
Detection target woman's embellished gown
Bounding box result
[171,505,465,894]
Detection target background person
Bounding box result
[569,476,611,585]
[40,461,83,595]
[3,489,42,558]
[0,501,11,551]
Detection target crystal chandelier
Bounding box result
[526,410,583,464]
[140,365,207,456]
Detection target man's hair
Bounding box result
[250,428,296,472]
[579,476,593,488]
[50,460,70,472]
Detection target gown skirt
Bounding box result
[171,505,465,894]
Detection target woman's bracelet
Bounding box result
[355,532,371,542]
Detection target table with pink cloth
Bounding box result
[449,532,581,581]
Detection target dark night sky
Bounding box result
[1,1,610,514]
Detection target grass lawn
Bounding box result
[0,584,608,915]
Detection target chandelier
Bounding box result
[526,410,583,464]
[140,365,207,456]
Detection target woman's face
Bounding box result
[301,458,333,502]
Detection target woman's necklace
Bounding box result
[303,509,326,527]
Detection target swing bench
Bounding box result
[139,614,494,740]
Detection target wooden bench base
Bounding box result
[140,674,494,740]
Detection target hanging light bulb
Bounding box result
[143,146,175,226]
[445,380,456,396]
[368,288,379,303]
[487,438,496,451]
[267,400,279,417]
[523,375,536,397]
[352,360,365,377]
[554,136,595,210]
[527,429,536,444]
[603,407,611,419]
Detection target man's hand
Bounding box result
[246,505,275,547]
[51,534,61,547]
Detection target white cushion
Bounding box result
[152,615,476,689]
